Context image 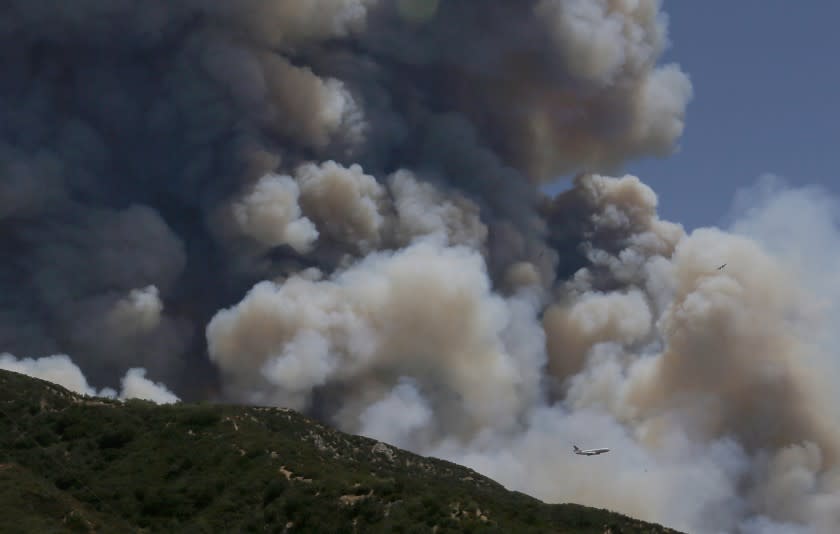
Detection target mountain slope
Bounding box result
[0,369,682,533]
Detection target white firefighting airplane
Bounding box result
[573,444,610,456]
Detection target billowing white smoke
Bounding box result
[0,354,179,404]
[220,162,485,260]
[388,170,488,250]
[296,161,387,252]
[536,0,667,85]
[206,238,541,443]
[118,368,181,405]
[228,173,320,254]
[357,377,433,451]
[208,173,840,534]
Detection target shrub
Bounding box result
[177,406,221,428]
[97,429,135,449]
[262,479,288,506]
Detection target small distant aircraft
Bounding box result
[573,444,610,456]
[717,263,727,270]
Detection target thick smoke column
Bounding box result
[1,0,687,389]
[6,1,839,532]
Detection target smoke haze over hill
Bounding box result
[1,1,838,532]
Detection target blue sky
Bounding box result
[551,2,840,232]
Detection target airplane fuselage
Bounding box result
[573,446,610,456]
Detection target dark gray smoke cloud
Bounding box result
[1,0,688,389]
[12,2,840,533]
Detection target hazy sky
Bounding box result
[548,1,840,231]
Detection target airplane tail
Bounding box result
[573,445,580,452]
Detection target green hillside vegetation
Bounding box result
[0,369,682,533]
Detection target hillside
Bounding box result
[0,369,682,533]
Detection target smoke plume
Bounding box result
[3,1,837,532]
[0,353,179,404]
